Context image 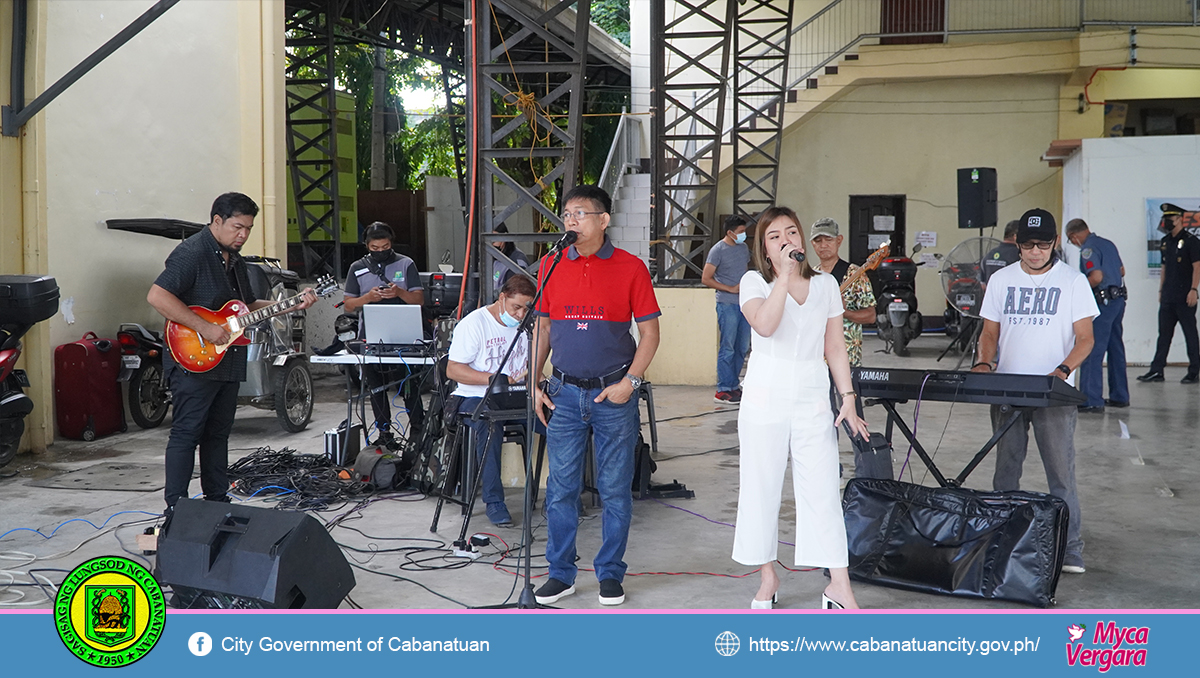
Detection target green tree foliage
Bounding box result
[592,0,630,47]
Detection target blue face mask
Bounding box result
[734,231,747,244]
[500,309,521,328]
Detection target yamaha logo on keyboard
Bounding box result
[858,370,889,382]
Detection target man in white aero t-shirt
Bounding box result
[972,208,1097,575]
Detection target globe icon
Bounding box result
[715,631,740,656]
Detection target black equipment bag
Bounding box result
[852,431,894,480]
[842,478,1068,607]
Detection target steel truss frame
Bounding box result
[469,0,592,307]
[732,0,794,222]
[650,0,734,284]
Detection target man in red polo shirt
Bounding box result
[531,185,661,607]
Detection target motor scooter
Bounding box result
[873,245,924,357]
[0,275,60,468]
[117,323,171,429]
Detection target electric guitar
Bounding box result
[840,242,890,294]
[166,275,337,373]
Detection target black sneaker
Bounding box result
[1183,374,1200,384]
[1137,371,1165,382]
[1105,399,1130,408]
[534,578,576,605]
[598,579,625,606]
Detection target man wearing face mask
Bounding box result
[445,275,537,526]
[343,222,425,443]
[702,215,754,404]
[1138,203,1200,384]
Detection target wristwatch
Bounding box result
[1056,364,1072,377]
[626,374,644,390]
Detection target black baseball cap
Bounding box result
[1015,208,1057,244]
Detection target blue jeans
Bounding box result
[457,398,506,506]
[1079,297,1128,407]
[716,302,751,392]
[543,375,640,584]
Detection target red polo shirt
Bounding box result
[536,237,661,378]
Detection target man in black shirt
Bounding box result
[342,222,425,443]
[148,193,315,509]
[1139,203,1200,384]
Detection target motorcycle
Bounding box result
[873,245,924,357]
[117,323,171,429]
[0,275,60,468]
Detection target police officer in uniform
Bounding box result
[1066,219,1128,412]
[1139,203,1200,384]
[982,220,1022,283]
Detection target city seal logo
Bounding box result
[55,556,165,668]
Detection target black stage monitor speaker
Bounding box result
[957,167,997,229]
[155,499,355,609]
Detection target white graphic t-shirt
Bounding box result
[449,306,529,398]
[980,259,1099,387]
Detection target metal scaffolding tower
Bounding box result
[284,3,342,279]
[732,0,794,222]
[467,0,594,307]
[650,0,734,284]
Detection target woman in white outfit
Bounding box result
[732,206,868,610]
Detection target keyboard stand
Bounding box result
[871,397,1026,488]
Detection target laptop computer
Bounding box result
[361,304,424,347]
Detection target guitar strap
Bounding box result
[831,258,851,286]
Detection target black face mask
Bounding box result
[369,249,393,264]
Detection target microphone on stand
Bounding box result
[550,230,578,253]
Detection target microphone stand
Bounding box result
[470,243,570,609]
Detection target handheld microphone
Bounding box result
[551,230,578,253]
[789,249,806,263]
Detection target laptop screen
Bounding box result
[361,304,424,345]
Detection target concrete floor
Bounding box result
[1,333,1197,611]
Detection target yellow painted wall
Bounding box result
[0,0,53,453]
[643,287,718,387]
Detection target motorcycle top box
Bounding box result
[0,275,60,328]
[875,257,919,285]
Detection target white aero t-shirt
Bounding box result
[979,259,1099,387]
[448,306,529,399]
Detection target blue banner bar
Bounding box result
[3,609,1196,675]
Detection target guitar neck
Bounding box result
[231,294,306,329]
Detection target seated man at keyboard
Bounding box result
[342,221,425,444]
[445,274,537,527]
[972,208,1097,575]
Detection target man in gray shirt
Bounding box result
[702,215,753,404]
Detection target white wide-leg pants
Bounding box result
[732,358,848,568]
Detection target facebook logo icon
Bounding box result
[188,632,213,657]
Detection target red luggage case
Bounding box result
[54,332,127,440]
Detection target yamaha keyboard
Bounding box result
[853,367,1086,408]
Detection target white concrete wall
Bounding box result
[42,0,283,347]
[1062,135,1200,365]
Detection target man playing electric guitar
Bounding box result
[810,217,883,478]
[147,193,316,512]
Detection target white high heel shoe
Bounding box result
[821,593,845,610]
[750,593,779,609]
